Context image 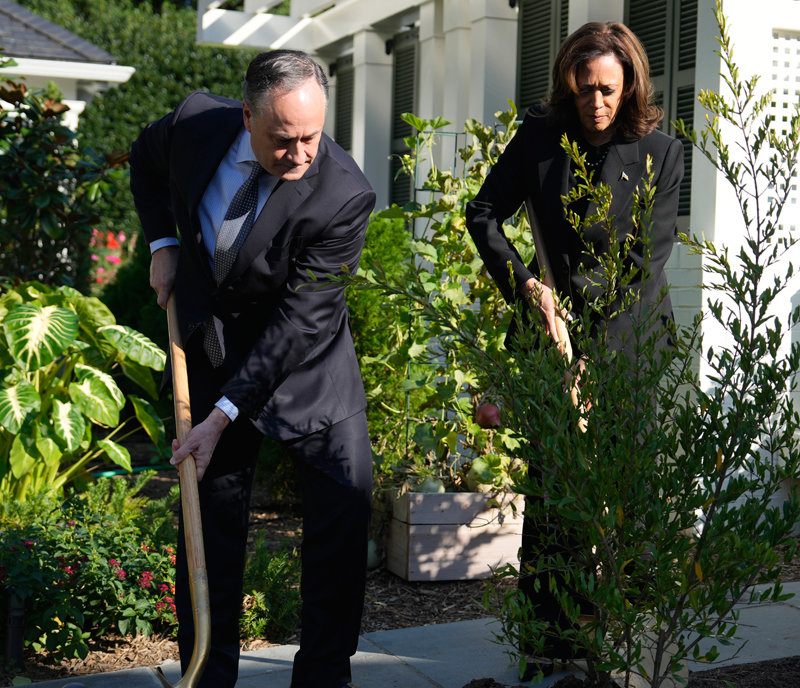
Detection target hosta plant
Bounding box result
[0,281,167,499]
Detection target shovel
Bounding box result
[524,198,585,427]
[156,294,211,688]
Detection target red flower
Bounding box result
[138,571,154,589]
[115,568,126,581]
[106,232,120,249]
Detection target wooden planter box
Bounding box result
[386,491,524,581]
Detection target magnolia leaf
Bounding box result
[10,434,37,479]
[52,399,86,452]
[130,395,166,449]
[97,438,131,472]
[0,381,40,433]
[4,304,78,371]
[68,365,124,427]
[100,325,166,371]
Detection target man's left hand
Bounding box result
[170,407,231,481]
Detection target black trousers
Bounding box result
[174,344,372,688]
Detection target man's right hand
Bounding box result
[150,245,179,309]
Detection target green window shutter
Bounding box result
[675,84,694,217]
[334,56,354,153]
[517,0,567,112]
[628,0,696,216]
[390,29,418,206]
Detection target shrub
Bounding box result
[0,473,179,663]
[240,534,301,643]
[0,71,127,290]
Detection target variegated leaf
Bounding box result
[0,381,41,433]
[52,399,86,452]
[100,325,166,371]
[4,303,79,371]
[97,438,132,472]
[68,364,124,427]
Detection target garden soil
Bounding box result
[3,467,799,687]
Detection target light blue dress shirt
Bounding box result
[150,128,277,422]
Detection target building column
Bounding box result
[417,0,445,121]
[442,0,471,129]
[351,29,394,210]
[467,0,518,125]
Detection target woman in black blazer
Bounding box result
[466,21,683,675]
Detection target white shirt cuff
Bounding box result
[150,237,179,253]
[215,397,239,422]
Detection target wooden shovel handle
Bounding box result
[165,294,210,688]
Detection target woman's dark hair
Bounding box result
[243,49,328,113]
[546,21,662,139]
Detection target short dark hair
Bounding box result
[547,22,662,139]
[242,50,328,113]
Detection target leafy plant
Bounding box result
[240,534,301,642]
[0,72,127,290]
[0,473,179,664]
[0,281,167,500]
[355,109,529,497]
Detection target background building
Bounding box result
[0,0,134,129]
[196,0,800,392]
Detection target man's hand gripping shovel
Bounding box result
[156,294,211,688]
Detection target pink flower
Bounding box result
[91,254,99,261]
[108,558,119,567]
[138,571,154,589]
[115,568,127,581]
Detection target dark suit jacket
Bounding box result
[466,106,684,359]
[129,92,376,440]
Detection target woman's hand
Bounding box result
[521,277,562,343]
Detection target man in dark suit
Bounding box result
[129,50,376,688]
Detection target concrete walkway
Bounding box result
[31,582,800,688]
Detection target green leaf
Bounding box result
[119,358,159,399]
[0,380,41,433]
[99,325,166,371]
[68,364,124,427]
[35,436,61,468]
[52,399,86,452]
[401,112,427,132]
[9,433,37,479]
[97,438,131,472]
[130,395,165,449]
[4,304,79,371]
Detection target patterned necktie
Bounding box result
[204,160,264,366]
[214,160,264,284]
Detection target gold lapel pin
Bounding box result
[620,171,629,181]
